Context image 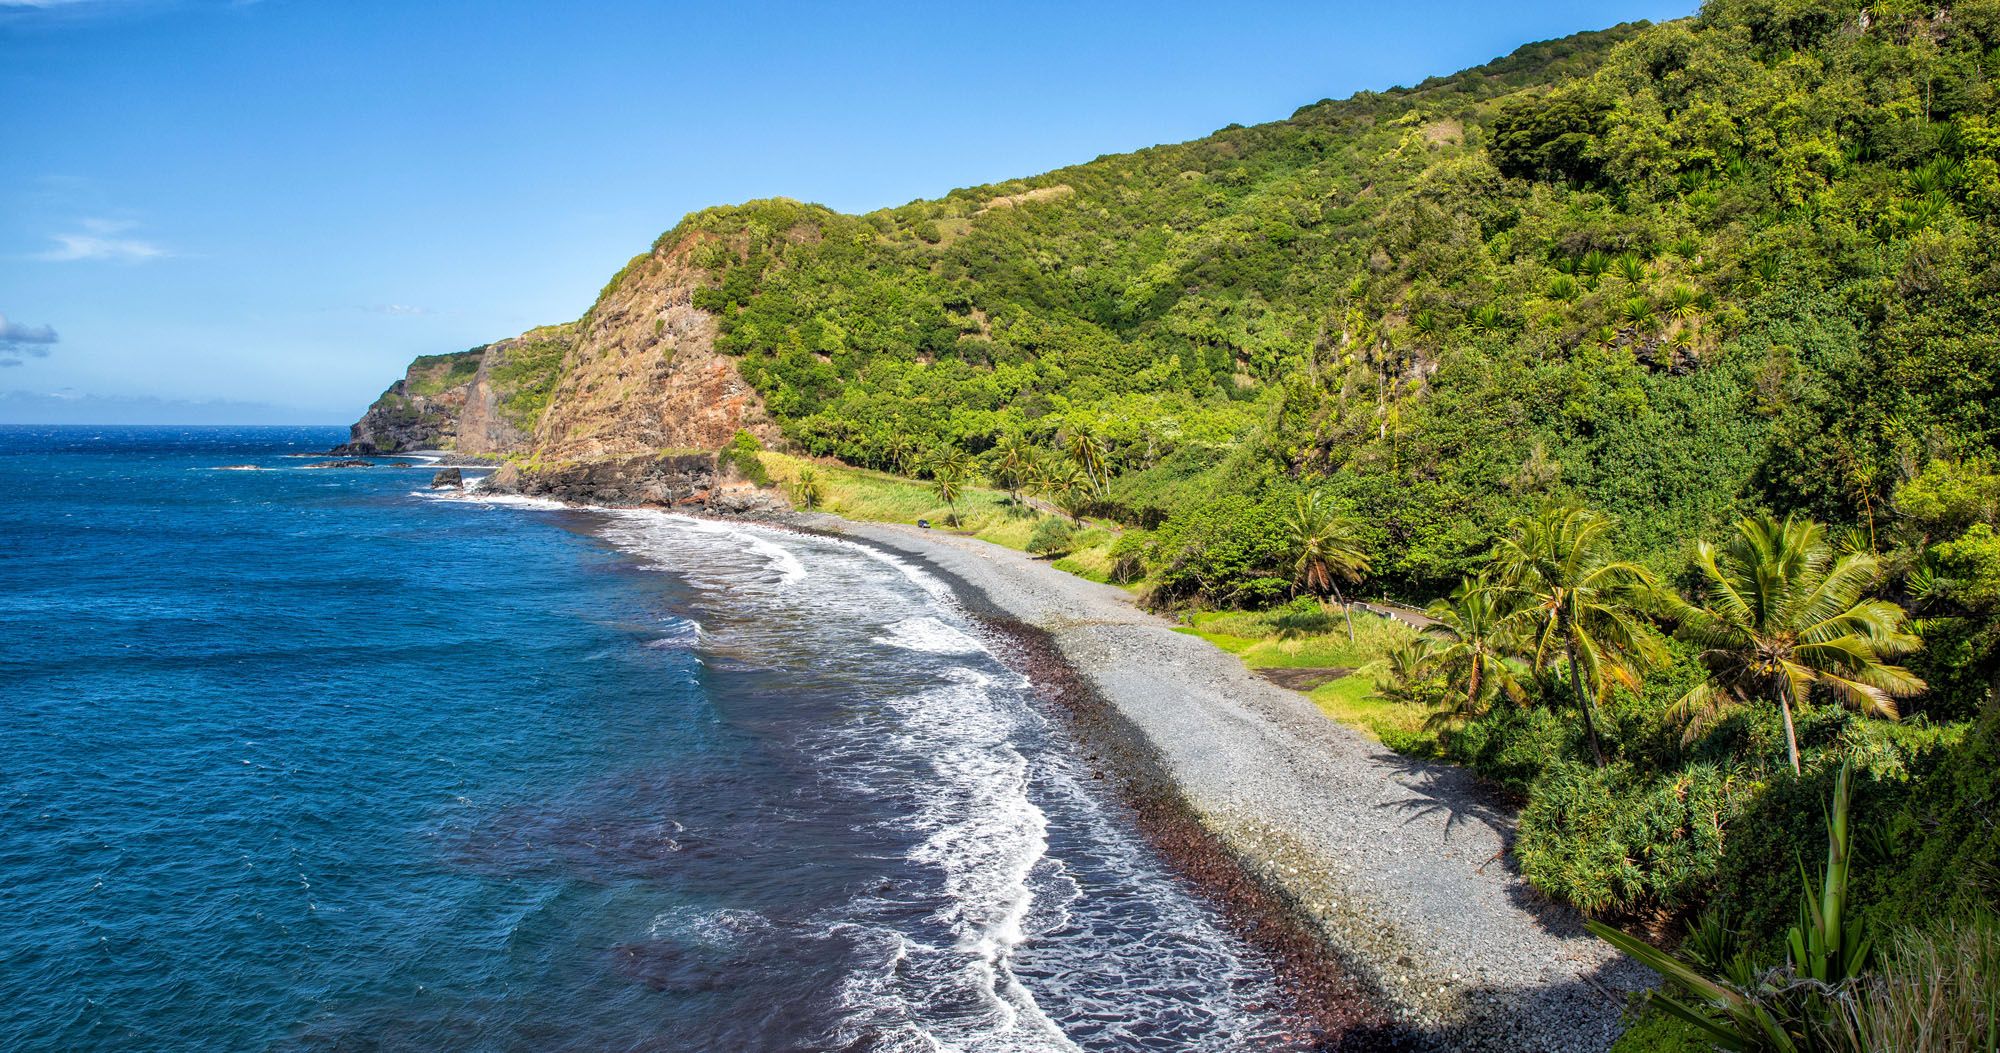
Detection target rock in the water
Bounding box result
[430,467,463,489]
[303,459,375,469]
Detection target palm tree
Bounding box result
[1065,430,1110,495]
[789,466,824,510]
[1491,506,1664,767]
[882,434,917,476]
[1368,638,1443,709]
[1039,458,1089,522]
[1284,492,1371,641]
[1422,577,1527,731]
[989,435,1034,504]
[1657,514,1925,774]
[929,446,972,525]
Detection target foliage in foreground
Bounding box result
[1593,763,2000,1053]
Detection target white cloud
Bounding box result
[0,312,59,367]
[374,304,429,316]
[37,218,171,262]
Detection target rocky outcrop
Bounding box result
[335,351,483,454]
[430,467,463,488]
[528,233,780,462]
[342,228,780,469]
[486,452,786,516]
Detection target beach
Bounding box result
[808,515,1653,1052]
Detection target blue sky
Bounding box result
[1,0,1697,424]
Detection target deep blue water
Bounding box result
[0,426,1298,1052]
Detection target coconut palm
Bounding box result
[1492,506,1665,767]
[929,445,972,524]
[1284,492,1371,641]
[1368,638,1443,709]
[1037,458,1089,522]
[789,466,824,511]
[882,434,917,476]
[988,436,1034,504]
[1657,514,1925,774]
[1065,430,1111,495]
[1422,577,1528,731]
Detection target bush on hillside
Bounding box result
[719,429,771,486]
[1514,760,1741,920]
[1107,530,1150,583]
[1026,516,1075,557]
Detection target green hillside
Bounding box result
[547,2,2000,1043]
[628,3,1997,595]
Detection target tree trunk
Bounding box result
[1332,583,1355,642]
[1566,638,1608,768]
[1779,686,1802,775]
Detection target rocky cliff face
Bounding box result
[335,351,483,454]
[343,231,778,465]
[455,324,574,457]
[529,233,779,461]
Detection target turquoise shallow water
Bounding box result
[0,426,1300,1052]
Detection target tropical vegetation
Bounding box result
[485,0,2000,1043]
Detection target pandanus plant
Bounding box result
[1589,761,1870,1053]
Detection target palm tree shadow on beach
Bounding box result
[1368,751,1642,950]
[1373,752,1515,848]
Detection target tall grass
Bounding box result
[1840,914,2000,1053]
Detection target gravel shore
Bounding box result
[810,516,1653,1052]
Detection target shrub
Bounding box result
[1271,594,1337,635]
[719,429,771,486]
[1148,492,1294,607]
[1027,516,1076,557]
[1515,760,1740,918]
[1442,705,1573,796]
[1107,530,1150,583]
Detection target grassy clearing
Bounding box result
[1173,605,1434,744]
[1308,674,1435,747]
[1181,607,1415,669]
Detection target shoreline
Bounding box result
[788,513,1651,1052]
[972,611,1413,1049]
[449,471,1650,1050]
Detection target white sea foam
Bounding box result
[874,616,985,656]
[437,490,1292,1049]
[418,489,569,511]
[595,510,810,588]
[645,905,766,947]
[661,513,809,586]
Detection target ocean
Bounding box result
[0,426,1302,1051]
